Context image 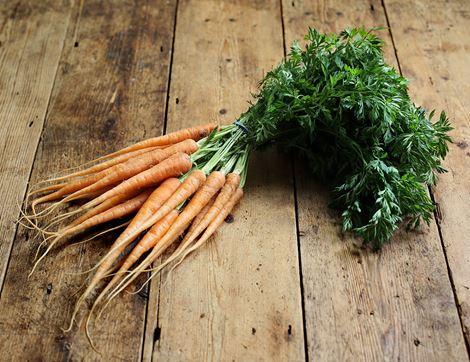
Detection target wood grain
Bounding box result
[282,0,468,360]
[0,0,177,360]
[0,1,71,290]
[144,0,305,360]
[384,0,470,344]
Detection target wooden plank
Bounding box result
[0,0,177,360]
[144,0,306,360]
[0,1,71,289]
[282,0,468,360]
[384,0,470,344]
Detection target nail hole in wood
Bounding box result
[153,326,161,342]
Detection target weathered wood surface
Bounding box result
[0,0,468,360]
[282,0,468,360]
[0,0,177,360]
[0,1,71,290]
[385,0,470,344]
[145,0,305,360]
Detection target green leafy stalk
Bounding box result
[194,27,451,248]
[243,27,451,247]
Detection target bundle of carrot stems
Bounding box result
[22,27,451,344]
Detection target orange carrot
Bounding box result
[168,187,244,275]
[64,177,183,330]
[90,210,179,311]
[30,165,126,213]
[87,170,206,282]
[34,146,158,186]
[63,140,198,203]
[63,190,145,231]
[31,174,104,212]
[122,169,207,237]
[30,190,153,275]
[146,173,241,274]
[31,140,196,212]
[184,195,215,237]
[28,183,65,197]
[84,170,207,318]
[39,185,127,233]
[86,178,181,274]
[107,171,226,300]
[94,123,216,162]
[62,191,152,239]
[82,152,192,210]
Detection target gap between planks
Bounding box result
[279,1,310,361]
[142,0,181,360]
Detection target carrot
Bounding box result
[57,193,138,232]
[107,171,226,300]
[31,174,104,214]
[93,123,217,162]
[64,177,182,330]
[113,169,207,245]
[83,210,180,348]
[30,190,153,275]
[89,210,179,313]
[61,190,152,240]
[31,146,158,187]
[30,167,126,217]
[85,170,206,284]
[167,187,244,277]
[62,139,198,203]
[184,195,215,237]
[61,187,147,231]
[34,184,123,234]
[30,140,196,217]
[82,152,192,210]
[85,178,181,276]
[87,170,207,319]
[28,183,64,197]
[144,173,240,275]
[40,152,191,228]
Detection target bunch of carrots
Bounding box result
[23,122,250,343]
[22,27,452,348]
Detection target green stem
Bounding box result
[201,129,243,174]
[233,145,251,187]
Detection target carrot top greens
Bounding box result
[198,27,451,248]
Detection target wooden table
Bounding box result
[0,0,469,360]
